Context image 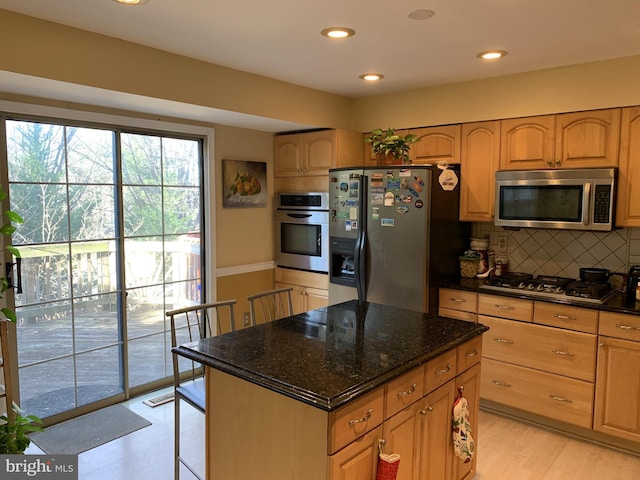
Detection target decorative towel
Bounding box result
[376,439,400,480]
[452,386,475,463]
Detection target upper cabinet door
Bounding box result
[274,134,304,177]
[460,121,501,222]
[555,108,621,168]
[411,124,461,165]
[304,130,336,176]
[616,106,640,227]
[500,115,556,170]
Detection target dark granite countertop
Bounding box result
[441,278,640,316]
[173,300,488,412]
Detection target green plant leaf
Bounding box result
[5,245,20,258]
[4,210,24,224]
[1,308,17,322]
[0,225,16,235]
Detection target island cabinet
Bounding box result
[275,267,328,315]
[594,311,640,443]
[616,106,640,227]
[459,121,500,222]
[193,304,487,480]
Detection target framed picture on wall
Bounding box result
[222,159,267,208]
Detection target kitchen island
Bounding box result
[173,300,488,480]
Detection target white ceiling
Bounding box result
[2,0,640,129]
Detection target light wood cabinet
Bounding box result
[480,315,597,382]
[477,293,533,323]
[275,129,362,178]
[275,268,328,315]
[500,115,556,170]
[533,301,598,334]
[438,288,478,323]
[481,358,595,429]
[459,121,500,222]
[616,106,640,227]
[594,311,640,443]
[499,109,621,170]
[555,109,620,169]
[419,381,457,480]
[410,125,461,165]
[453,363,481,480]
[329,425,383,480]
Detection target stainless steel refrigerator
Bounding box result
[328,165,468,313]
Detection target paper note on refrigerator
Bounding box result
[349,207,358,220]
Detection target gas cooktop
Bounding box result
[480,272,616,304]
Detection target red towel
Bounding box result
[376,451,400,480]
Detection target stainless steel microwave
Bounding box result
[495,168,616,231]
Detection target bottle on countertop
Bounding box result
[627,265,640,303]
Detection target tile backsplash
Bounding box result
[471,223,640,280]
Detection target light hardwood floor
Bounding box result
[27,390,640,479]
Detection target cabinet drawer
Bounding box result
[599,311,640,342]
[457,335,483,373]
[478,293,533,322]
[425,348,457,394]
[534,302,599,333]
[480,315,596,381]
[439,289,478,313]
[385,365,425,419]
[328,387,384,454]
[481,358,594,428]
[439,307,477,323]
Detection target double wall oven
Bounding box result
[276,192,329,274]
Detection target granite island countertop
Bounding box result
[173,300,488,412]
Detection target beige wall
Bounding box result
[352,55,640,132]
[0,9,354,130]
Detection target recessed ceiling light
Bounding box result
[408,9,435,21]
[477,50,508,60]
[359,73,384,82]
[113,0,149,5]
[320,27,356,39]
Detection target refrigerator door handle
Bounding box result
[355,175,367,302]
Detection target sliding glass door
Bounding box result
[4,118,203,420]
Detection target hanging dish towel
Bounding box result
[452,386,475,463]
[376,439,400,480]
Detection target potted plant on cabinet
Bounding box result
[365,128,418,165]
[0,185,42,454]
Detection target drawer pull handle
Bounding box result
[465,350,479,358]
[495,304,514,310]
[450,297,466,303]
[491,380,512,388]
[615,323,640,331]
[435,364,451,375]
[549,394,572,404]
[552,349,575,356]
[493,338,514,344]
[553,314,576,321]
[349,409,373,426]
[420,406,434,415]
[397,383,417,398]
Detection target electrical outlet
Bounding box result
[495,233,509,254]
[242,312,250,327]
